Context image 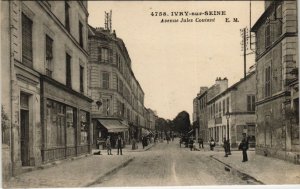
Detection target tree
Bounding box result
[172,111,191,135]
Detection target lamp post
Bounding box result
[225,111,231,155]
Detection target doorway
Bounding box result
[20,93,30,166]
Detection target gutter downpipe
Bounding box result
[9,0,15,176]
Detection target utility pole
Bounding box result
[243,27,247,79]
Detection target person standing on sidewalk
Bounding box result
[117,135,123,155]
[209,137,215,151]
[106,136,112,155]
[223,137,229,157]
[239,134,249,162]
[198,138,204,149]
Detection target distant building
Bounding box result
[251,0,299,163]
[207,73,256,147]
[88,25,146,146]
[197,87,209,142]
[1,0,92,178]
[192,97,199,140]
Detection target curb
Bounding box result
[84,157,135,187]
[210,155,264,185]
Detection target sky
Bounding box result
[87,1,265,120]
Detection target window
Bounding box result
[219,102,221,117]
[66,53,72,88]
[22,13,33,67]
[222,100,225,115]
[247,95,255,112]
[79,21,83,48]
[226,97,229,113]
[65,1,70,32]
[102,72,109,89]
[80,110,89,145]
[46,100,66,148]
[119,80,123,95]
[265,19,271,48]
[265,66,271,97]
[102,99,110,115]
[80,65,84,92]
[45,35,53,77]
[98,48,109,62]
[66,106,75,146]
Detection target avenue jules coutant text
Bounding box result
[150,11,239,23]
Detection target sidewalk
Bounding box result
[4,154,134,188]
[211,150,300,184]
[3,142,155,188]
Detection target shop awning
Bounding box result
[97,119,129,133]
[142,128,150,136]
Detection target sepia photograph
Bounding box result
[1,0,299,188]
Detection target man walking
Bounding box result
[239,134,249,162]
[117,135,123,155]
[106,136,112,155]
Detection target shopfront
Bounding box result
[41,76,92,162]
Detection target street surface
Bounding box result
[92,139,247,186]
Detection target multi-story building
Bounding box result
[197,87,208,142]
[207,72,256,147]
[147,108,157,131]
[251,0,299,162]
[1,0,92,178]
[192,97,199,140]
[88,25,146,146]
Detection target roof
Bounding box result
[251,1,277,32]
[207,71,256,104]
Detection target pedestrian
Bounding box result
[239,134,249,162]
[209,137,215,151]
[223,137,228,157]
[189,138,194,151]
[117,135,123,155]
[142,136,146,149]
[106,136,112,155]
[132,137,136,150]
[198,138,204,149]
[179,138,182,148]
[166,135,170,144]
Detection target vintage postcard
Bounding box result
[1,0,299,188]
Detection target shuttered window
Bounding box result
[80,65,84,92]
[79,21,83,48]
[102,72,109,89]
[265,20,271,48]
[45,35,53,77]
[66,53,72,88]
[65,1,70,32]
[247,95,255,112]
[265,66,271,97]
[22,13,33,67]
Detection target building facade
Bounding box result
[251,0,299,163]
[88,26,146,147]
[207,73,256,147]
[1,0,92,178]
[197,87,208,142]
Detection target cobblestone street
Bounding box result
[92,139,247,187]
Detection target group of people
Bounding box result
[105,135,124,155]
[181,134,249,162]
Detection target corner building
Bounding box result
[88,26,146,147]
[1,0,92,178]
[251,1,299,163]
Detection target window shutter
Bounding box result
[109,49,113,63]
[22,13,33,67]
[247,96,251,111]
[252,96,255,111]
[98,48,102,61]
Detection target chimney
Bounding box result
[215,77,228,93]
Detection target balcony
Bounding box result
[215,117,222,124]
